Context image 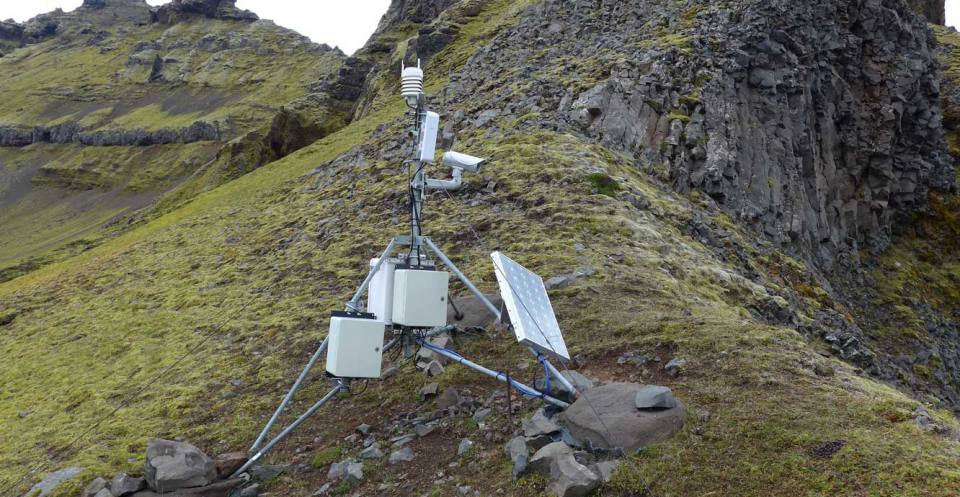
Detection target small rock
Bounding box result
[634,385,678,410]
[547,454,601,497]
[437,387,460,409]
[457,439,474,456]
[389,447,415,465]
[239,483,260,497]
[145,439,217,491]
[425,360,445,376]
[664,358,687,376]
[523,408,562,438]
[214,452,247,479]
[420,382,440,398]
[391,434,415,447]
[472,407,492,424]
[380,366,399,379]
[360,445,384,460]
[344,461,363,483]
[313,482,332,495]
[355,424,371,435]
[415,423,436,437]
[111,473,146,496]
[529,442,574,476]
[504,436,529,478]
[248,464,286,482]
[327,461,347,480]
[456,485,474,496]
[83,477,108,497]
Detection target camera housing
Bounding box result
[442,151,488,173]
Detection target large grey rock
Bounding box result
[27,467,83,497]
[343,462,363,483]
[559,383,684,452]
[111,473,146,496]
[528,442,574,476]
[94,489,113,497]
[145,439,217,491]
[634,385,678,410]
[504,436,529,478]
[546,455,601,497]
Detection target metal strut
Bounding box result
[233,380,347,478]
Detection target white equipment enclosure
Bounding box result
[367,257,400,324]
[325,312,385,378]
[392,268,449,327]
[491,251,570,361]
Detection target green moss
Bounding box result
[0,308,16,326]
[587,172,621,197]
[667,111,691,124]
[311,446,343,468]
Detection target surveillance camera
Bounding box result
[442,151,488,173]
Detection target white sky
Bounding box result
[0,0,391,55]
[2,1,959,51]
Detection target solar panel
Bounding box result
[490,252,570,361]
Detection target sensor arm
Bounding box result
[424,168,464,191]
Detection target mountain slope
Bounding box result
[1,1,959,497]
[0,0,345,282]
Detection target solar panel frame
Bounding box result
[490,251,570,361]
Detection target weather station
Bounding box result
[232,61,577,478]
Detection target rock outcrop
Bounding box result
[447,0,955,273]
[0,121,220,147]
[150,0,258,24]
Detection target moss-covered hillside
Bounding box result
[1,1,959,497]
[0,0,345,283]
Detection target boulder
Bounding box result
[634,385,678,410]
[94,489,113,497]
[111,473,146,496]
[559,383,684,452]
[145,439,217,491]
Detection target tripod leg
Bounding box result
[235,382,345,478]
[249,337,329,453]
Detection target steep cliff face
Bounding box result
[445,0,954,273]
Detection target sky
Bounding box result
[1,0,959,53]
[0,0,391,55]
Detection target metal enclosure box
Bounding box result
[392,269,449,327]
[325,312,385,378]
[367,258,400,324]
[419,111,440,163]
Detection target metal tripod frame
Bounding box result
[235,235,577,478]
